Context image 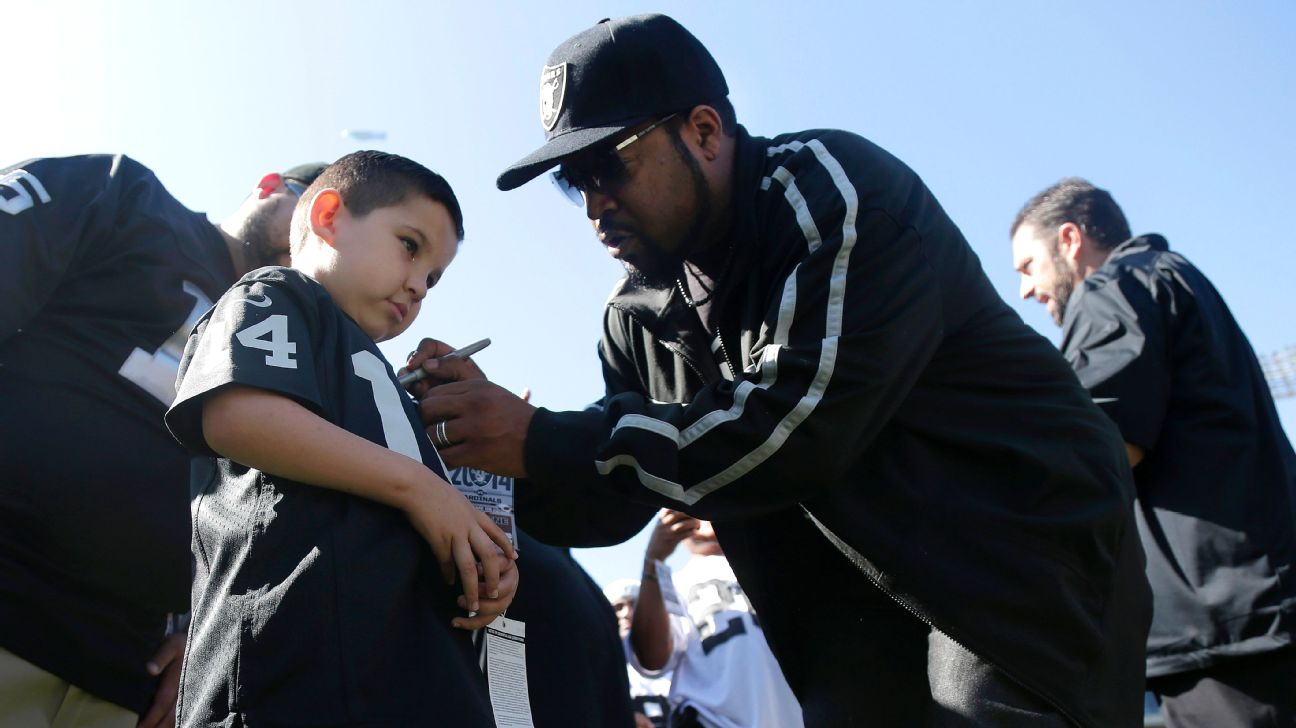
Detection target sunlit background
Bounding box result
[8,0,1294,588]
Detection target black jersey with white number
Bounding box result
[165,268,493,727]
[0,155,235,711]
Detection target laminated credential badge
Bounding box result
[446,466,518,547]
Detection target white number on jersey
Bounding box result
[118,281,212,404]
[351,350,423,462]
[0,169,52,216]
[235,314,298,369]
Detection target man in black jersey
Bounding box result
[0,155,324,728]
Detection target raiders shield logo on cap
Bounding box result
[539,63,567,131]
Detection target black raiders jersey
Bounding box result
[165,267,493,727]
[0,154,235,712]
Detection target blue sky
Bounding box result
[8,0,1293,587]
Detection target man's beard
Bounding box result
[622,131,712,290]
[1047,245,1077,327]
[236,197,290,269]
[624,244,683,289]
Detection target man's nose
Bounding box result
[1019,276,1034,301]
[584,188,617,220]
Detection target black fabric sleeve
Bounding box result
[0,155,152,346]
[517,347,659,548]
[1060,272,1171,451]
[165,274,323,456]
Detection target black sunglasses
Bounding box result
[550,113,679,206]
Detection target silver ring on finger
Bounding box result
[434,420,454,449]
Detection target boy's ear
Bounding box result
[255,173,283,200]
[308,189,344,246]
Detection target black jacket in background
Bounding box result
[1061,234,1296,676]
[506,530,635,728]
[520,127,1152,727]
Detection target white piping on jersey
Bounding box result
[595,138,860,505]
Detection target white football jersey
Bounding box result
[630,555,803,728]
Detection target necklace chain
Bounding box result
[675,244,734,310]
[714,330,738,380]
[674,244,739,378]
[675,277,714,307]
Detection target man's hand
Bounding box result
[401,338,488,399]
[403,478,518,615]
[137,632,184,728]
[646,509,699,562]
[419,380,536,477]
[633,509,695,671]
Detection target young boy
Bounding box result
[165,151,516,727]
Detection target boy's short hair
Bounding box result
[291,150,464,252]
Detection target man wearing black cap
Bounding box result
[415,14,1151,727]
[0,155,325,728]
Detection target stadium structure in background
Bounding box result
[1261,346,1296,400]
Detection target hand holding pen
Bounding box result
[405,336,535,477]
[398,337,491,387]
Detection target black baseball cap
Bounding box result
[282,162,328,186]
[496,14,728,191]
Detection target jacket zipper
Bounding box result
[801,507,1087,728]
[618,308,711,383]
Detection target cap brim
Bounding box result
[282,162,329,186]
[496,124,629,191]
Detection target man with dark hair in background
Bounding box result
[0,155,325,728]
[1011,178,1296,727]
[411,14,1153,727]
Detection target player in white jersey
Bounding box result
[605,579,672,728]
[628,511,803,728]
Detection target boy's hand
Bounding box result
[453,559,520,630]
[403,479,517,614]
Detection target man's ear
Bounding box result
[308,189,343,246]
[255,173,283,200]
[683,105,725,161]
[1057,222,1085,262]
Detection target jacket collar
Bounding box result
[1064,234,1171,329]
[1106,233,1169,262]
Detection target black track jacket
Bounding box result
[521,128,1152,727]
